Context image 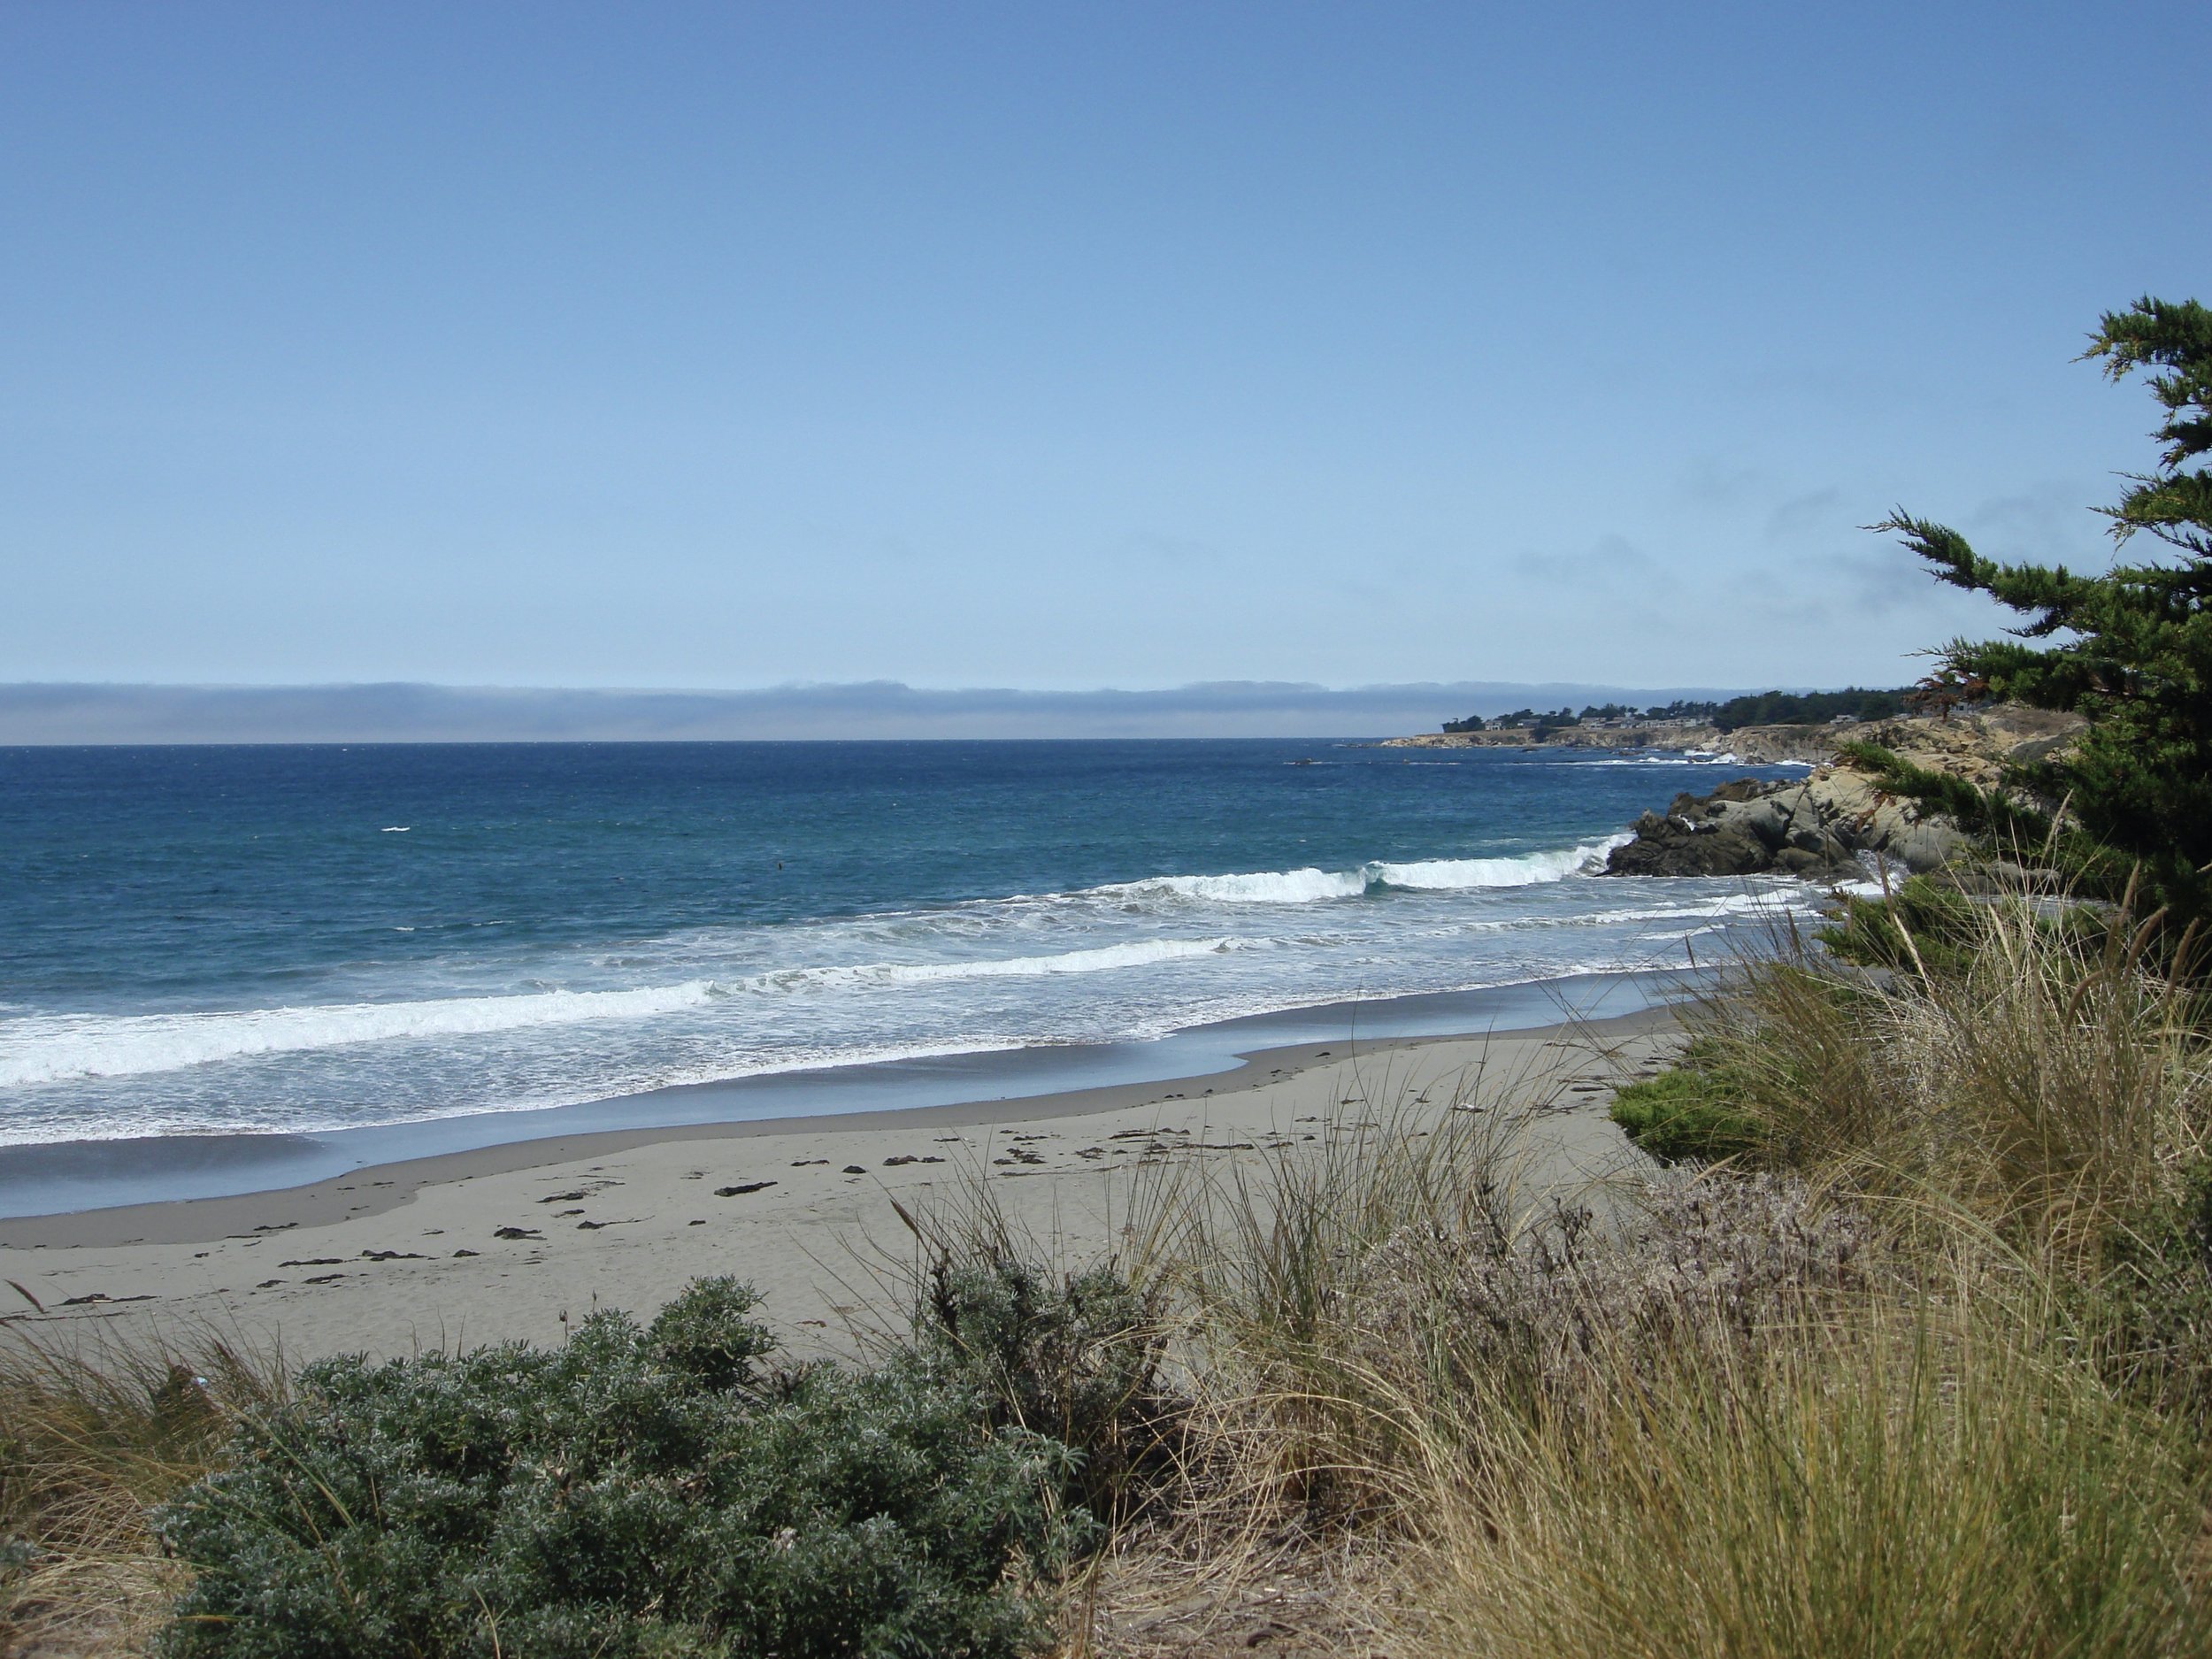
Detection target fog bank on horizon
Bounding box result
[0,680,1770,745]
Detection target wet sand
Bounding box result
[0,1008,1677,1363]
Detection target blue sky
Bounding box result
[4,2,2206,695]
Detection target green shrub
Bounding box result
[1609,1047,1757,1164]
[156,1279,1085,1659]
[912,1253,1174,1518]
[2089,1161,2212,1420]
[1814,872,1980,977]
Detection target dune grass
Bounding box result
[0,1324,279,1655]
[1081,884,2212,1657]
[1416,1278,2210,1659]
[1623,891,2212,1243]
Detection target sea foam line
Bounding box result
[1087,835,1630,906]
[0,834,1632,1087]
[0,937,1258,1087]
[744,935,1249,993]
[0,980,726,1087]
[0,1036,1040,1147]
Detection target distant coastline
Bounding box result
[1379,719,1848,764]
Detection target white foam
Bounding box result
[1563,756,1762,769]
[0,1035,1040,1146]
[0,980,722,1087]
[747,935,1249,993]
[1373,835,1631,889]
[1101,868,1371,904]
[1085,836,1628,907]
[0,937,1267,1088]
[1605,889,1806,921]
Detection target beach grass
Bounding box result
[1047,877,2212,1655]
[0,1322,280,1656]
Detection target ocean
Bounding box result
[0,740,1813,1154]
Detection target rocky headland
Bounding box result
[1382,721,1851,764]
[1595,706,2087,880]
[1602,770,1958,879]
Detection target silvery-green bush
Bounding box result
[156,1279,1085,1659]
[910,1253,1173,1517]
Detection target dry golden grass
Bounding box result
[1409,1272,2212,1659]
[1056,902,2212,1658]
[1677,890,2212,1247]
[0,1323,279,1657]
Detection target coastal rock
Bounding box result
[1597,704,2088,881]
[1842,705,2086,787]
[1602,767,1964,881]
[1382,723,1720,753]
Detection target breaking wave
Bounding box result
[0,832,1689,1100]
[745,935,1249,993]
[1089,835,1629,906]
[0,980,726,1087]
[0,938,1265,1087]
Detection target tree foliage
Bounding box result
[1874,297,2212,922]
[1708,687,1910,731]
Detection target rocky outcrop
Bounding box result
[1597,704,2089,881]
[1603,770,1967,881]
[1717,725,1845,764]
[1832,705,2086,787]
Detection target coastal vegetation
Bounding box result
[8,296,2212,1655]
[1441,687,1910,735]
[18,880,2211,1655]
[0,1325,276,1655]
[157,1279,1088,1659]
[1873,296,2212,931]
[1704,686,1911,730]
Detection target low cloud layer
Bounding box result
[0,680,1775,745]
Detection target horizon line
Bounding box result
[0,677,1844,746]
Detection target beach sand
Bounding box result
[0,1009,1678,1365]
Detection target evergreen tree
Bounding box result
[1875,297,2212,918]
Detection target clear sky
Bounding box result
[4,2,2206,695]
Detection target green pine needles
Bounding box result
[1873,296,2212,928]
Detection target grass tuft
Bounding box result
[0,1325,280,1656]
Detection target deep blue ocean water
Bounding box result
[0,741,1813,1147]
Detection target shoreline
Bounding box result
[0,968,1688,1225]
[0,1013,1642,1251]
[0,1004,1680,1363]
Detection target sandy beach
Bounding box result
[0,1008,1677,1365]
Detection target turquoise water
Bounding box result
[0,741,1810,1146]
